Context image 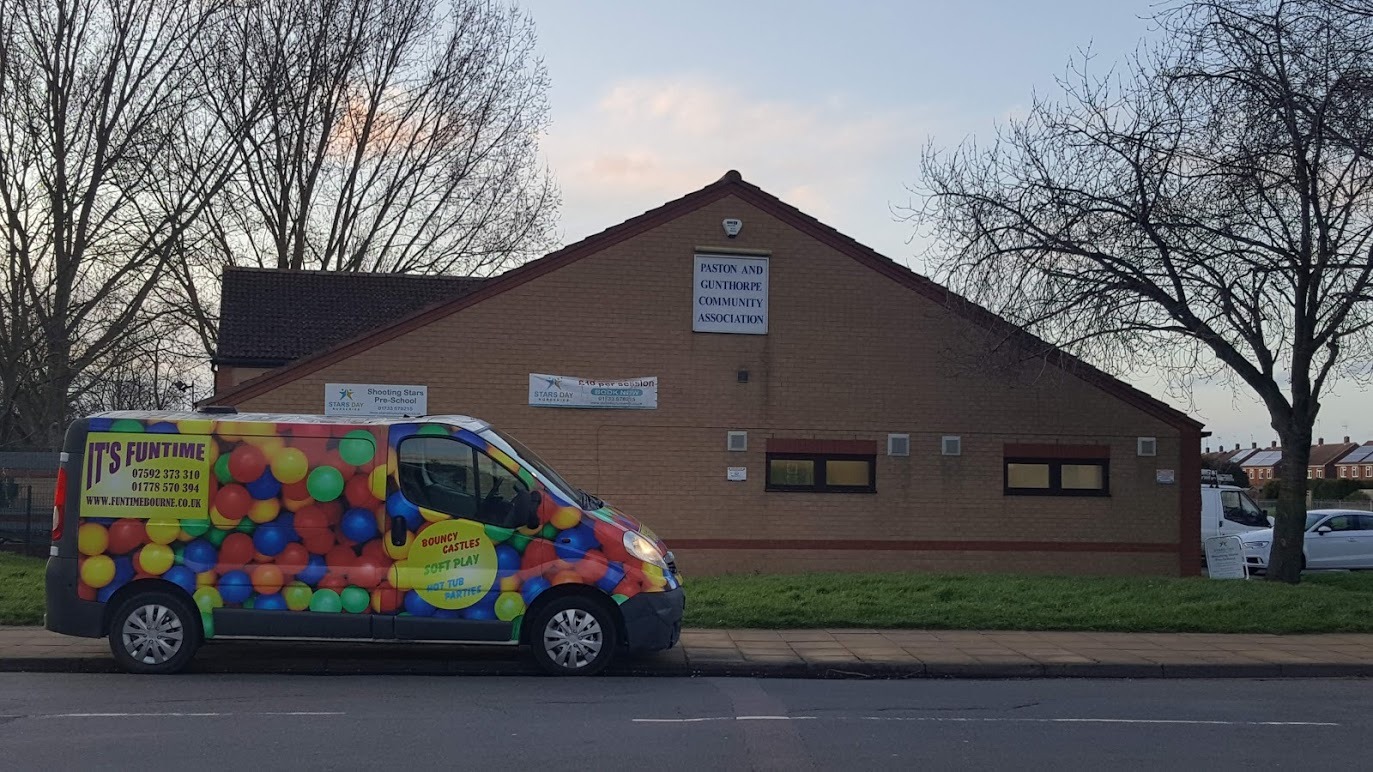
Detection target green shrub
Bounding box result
[1312,478,1363,500]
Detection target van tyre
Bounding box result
[108,590,201,675]
[530,595,619,676]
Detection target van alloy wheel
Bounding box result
[121,603,185,665]
[108,590,202,674]
[543,608,604,670]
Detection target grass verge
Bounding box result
[680,571,1373,633]
[0,552,45,626]
[4,552,1371,634]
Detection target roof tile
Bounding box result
[215,268,484,365]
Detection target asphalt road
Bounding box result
[0,674,1368,770]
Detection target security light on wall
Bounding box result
[727,431,748,452]
[941,436,962,456]
[1137,437,1157,457]
[887,433,910,457]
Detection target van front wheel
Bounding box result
[108,591,201,675]
[530,596,619,676]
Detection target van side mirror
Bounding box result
[1317,525,1332,535]
[511,489,542,531]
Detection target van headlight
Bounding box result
[624,531,667,569]
[1244,541,1269,550]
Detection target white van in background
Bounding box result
[1201,469,1272,547]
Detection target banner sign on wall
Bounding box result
[528,373,658,409]
[325,383,428,416]
[693,254,768,334]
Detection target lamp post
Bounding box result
[173,380,196,409]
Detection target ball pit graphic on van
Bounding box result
[72,414,679,642]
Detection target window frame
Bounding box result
[397,435,529,525]
[1003,456,1110,497]
[1221,490,1270,528]
[765,452,876,494]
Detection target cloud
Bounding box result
[541,76,947,248]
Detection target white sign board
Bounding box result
[528,373,658,409]
[325,383,427,417]
[1204,535,1248,579]
[693,254,768,334]
[727,467,747,481]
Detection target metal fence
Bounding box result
[1255,499,1373,515]
[0,484,50,556]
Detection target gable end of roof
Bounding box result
[208,172,1201,432]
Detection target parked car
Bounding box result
[1239,509,1373,572]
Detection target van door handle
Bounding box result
[390,516,408,547]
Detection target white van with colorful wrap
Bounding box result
[45,410,684,675]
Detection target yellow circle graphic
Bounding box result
[403,519,498,610]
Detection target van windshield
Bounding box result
[481,429,589,508]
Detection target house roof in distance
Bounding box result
[1311,441,1361,467]
[1336,442,1373,465]
[1243,442,1361,468]
[207,171,1201,431]
[1242,449,1284,468]
[214,267,485,367]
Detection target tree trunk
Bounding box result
[1266,440,1312,584]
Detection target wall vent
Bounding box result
[1137,437,1157,457]
[941,435,962,456]
[887,433,910,457]
[727,431,748,452]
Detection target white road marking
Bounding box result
[634,716,1338,727]
[634,716,817,723]
[0,711,346,719]
[47,713,226,718]
[858,717,1340,727]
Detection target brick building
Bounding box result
[1242,447,1282,483]
[1336,443,1373,480]
[208,171,1203,577]
[1241,438,1361,483]
[1310,438,1360,479]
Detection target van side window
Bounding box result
[475,452,525,525]
[399,437,478,519]
[1221,490,1269,528]
[398,437,527,526]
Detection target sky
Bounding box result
[519,0,1372,448]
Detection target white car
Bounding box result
[1239,509,1373,572]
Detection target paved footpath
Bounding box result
[4,625,1373,678]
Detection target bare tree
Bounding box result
[915,0,1373,583]
[203,0,558,275]
[0,0,254,448]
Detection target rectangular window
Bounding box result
[1006,463,1051,489]
[1004,457,1109,496]
[1061,464,1104,490]
[766,453,875,493]
[767,458,815,488]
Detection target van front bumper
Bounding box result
[619,586,684,652]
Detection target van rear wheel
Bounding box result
[529,595,619,676]
[108,590,201,675]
